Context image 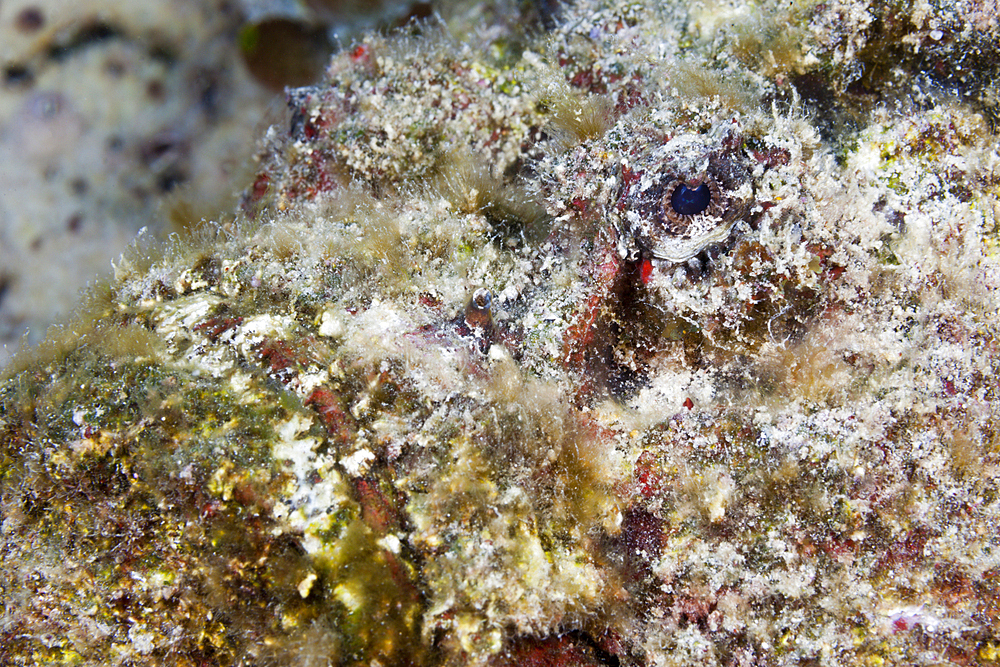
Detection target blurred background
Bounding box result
[0,0,547,367]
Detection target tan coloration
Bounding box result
[762,325,855,406]
[431,152,548,238]
[661,60,763,116]
[545,90,617,145]
[967,0,1000,30]
[698,2,817,80]
[411,352,622,664]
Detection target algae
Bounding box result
[2,1,1000,665]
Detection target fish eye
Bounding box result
[669,182,713,216]
[659,177,723,235]
[615,135,754,264]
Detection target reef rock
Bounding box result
[2,1,1000,665]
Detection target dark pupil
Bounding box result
[670,183,712,215]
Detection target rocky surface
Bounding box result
[2,1,1000,666]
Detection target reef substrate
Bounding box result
[2,1,1000,665]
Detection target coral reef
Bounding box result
[2,0,1000,666]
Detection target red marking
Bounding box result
[615,83,645,111]
[640,258,653,285]
[249,173,270,202]
[807,243,834,260]
[619,165,641,194]
[418,292,442,308]
[351,44,369,62]
[893,618,909,632]
[752,147,791,167]
[256,339,300,374]
[634,451,665,498]
[563,248,622,370]
[822,537,858,560]
[193,315,243,342]
[493,634,608,667]
[570,196,590,214]
[302,120,317,140]
[620,506,664,570]
[353,477,398,534]
[306,387,355,444]
[683,397,694,410]
[200,500,222,519]
[571,69,594,90]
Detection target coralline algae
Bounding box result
[2,1,1000,665]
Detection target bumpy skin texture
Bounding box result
[2,1,1000,666]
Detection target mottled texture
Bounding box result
[2,1,1000,666]
[0,0,492,368]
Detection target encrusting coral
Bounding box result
[2,0,1000,665]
